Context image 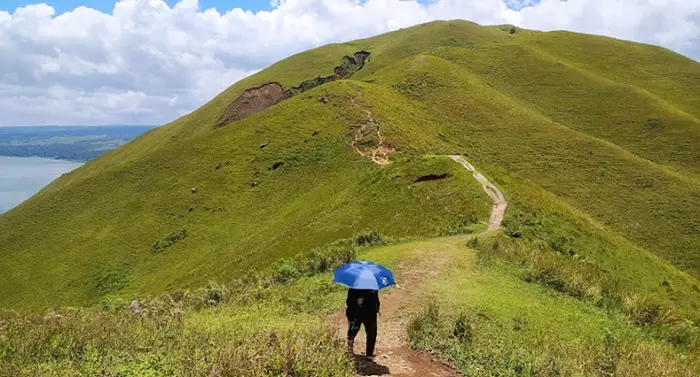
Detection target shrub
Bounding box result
[151,229,187,253]
[645,117,664,129]
[630,298,662,327]
[354,231,385,247]
[453,312,473,344]
[188,281,229,309]
[408,303,449,353]
[274,261,302,284]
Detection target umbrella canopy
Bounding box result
[333,261,395,290]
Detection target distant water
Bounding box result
[0,156,83,214]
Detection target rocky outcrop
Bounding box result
[215,51,371,128]
[287,51,371,96]
[215,82,290,128]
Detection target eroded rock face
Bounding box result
[352,51,371,68]
[215,51,371,128]
[215,82,290,128]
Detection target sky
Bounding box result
[0,0,698,126]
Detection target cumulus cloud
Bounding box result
[0,0,698,126]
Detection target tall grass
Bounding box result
[0,231,391,376]
[472,207,700,352]
[408,303,697,377]
[1,308,351,377]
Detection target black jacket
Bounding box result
[346,288,380,316]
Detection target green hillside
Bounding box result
[3,20,699,308]
[1,20,699,307]
[1,19,700,376]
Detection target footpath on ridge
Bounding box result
[336,127,508,376]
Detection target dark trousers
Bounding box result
[347,312,377,356]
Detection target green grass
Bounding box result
[3,233,698,376]
[0,232,409,376]
[410,247,699,376]
[0,86,490,307]
[0,19,699,320]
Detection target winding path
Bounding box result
[339,126,509,376]
[448,155,507,232]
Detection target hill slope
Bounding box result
[1,20,699,310]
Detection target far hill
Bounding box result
[0,20,699,314]
[0,125,155,161]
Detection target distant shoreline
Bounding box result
[0,156,84,214]
[0,154,87,163]
[0,125,155,162]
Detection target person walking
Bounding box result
[332,260,395,362]
[346,288,380,360]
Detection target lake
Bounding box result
[0,156,83,213]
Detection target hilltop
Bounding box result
[1,19,700,376]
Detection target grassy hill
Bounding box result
[3,20,699,308]
[1,19,700,376]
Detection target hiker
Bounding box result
[346,288,380,360]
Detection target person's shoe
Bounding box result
[346,339,354,354]
[366,355,375,362]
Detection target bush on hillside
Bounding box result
[354,231,386,247]
[453,312,474,345]
[408,303,448,353]
[645,117,664,129]
[151,228,187,253]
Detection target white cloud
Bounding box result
[0,0,698,126]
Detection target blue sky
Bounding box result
[0,0,530,15]
[0,0,273,14]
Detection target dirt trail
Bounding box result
[330,243,461,376]
[350,100,394,165]
[448,155,507,232]
[338,132,508,376]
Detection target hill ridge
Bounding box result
[525,44,700,129]
[1,19,698,308]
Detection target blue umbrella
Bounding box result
[333,261,395,290]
